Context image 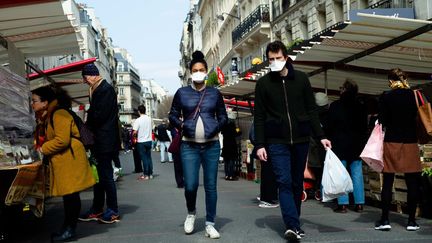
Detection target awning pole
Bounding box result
[346,0,351,21]
[324,70,328,94]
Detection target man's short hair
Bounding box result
[138,105,146,114]
[266,40,288,59]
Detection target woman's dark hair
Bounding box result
[32,86,56,103]
[54,87,72,109]
[388,68,407,82]
[189,51,208,72]
[342,78,358,96]
[31,86,72,109]
[266,40,288,59]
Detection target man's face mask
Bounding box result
[191,72,207,83]
[269,59,287,72]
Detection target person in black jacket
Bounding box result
[221,119,240,181]
[254,41,331,240]
[375,68,422,232]
[327,79,368,213]
[78,63,120,224]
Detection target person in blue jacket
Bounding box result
[169,51,227,239]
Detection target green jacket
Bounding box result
[254,63,324,148]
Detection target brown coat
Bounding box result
[41,101,95,197]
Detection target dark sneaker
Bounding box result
[406,221,420,231]
[333,205,348,213]
[98,208,120,224]
[298,228,305,237]
[78,209,103,222]
[375,219,391,231]
[284,228,301,240]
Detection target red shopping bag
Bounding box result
[360,123,384,172]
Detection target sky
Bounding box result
[78,0,190,95]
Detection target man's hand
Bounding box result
[321,139,332,149]
[257,147,267,161]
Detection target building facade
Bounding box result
[140,79,168,120]
[115,48,142,125]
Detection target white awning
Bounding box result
[0,0,81,64]
[219,13,432,97]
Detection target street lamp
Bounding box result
[216,12,240,21]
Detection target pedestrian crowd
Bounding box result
[30,42,424,242]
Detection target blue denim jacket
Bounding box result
[169,86,227,139]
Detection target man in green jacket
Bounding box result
[254,41,331,240]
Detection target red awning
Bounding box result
[0,0,56,9]
[27,58,97,80]
[224,98,254,108]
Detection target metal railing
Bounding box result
[119,108,135,114]
[368,0,413,9]
[232,4,270,45]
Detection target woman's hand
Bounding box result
[257,148,267,161]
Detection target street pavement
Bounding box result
[12,151,432,242]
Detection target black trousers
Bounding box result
[132,145,143,173]
[63,192,81,229]
[113,152,121,168]
[381,172,421,221]
[172,153,184,187]
[260,160,278,203]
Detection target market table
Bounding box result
[0,161,45,217]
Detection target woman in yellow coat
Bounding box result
[32,86,95,242]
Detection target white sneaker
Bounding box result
[184,214,195,234]
[205,225,220,239]
[259,201,279,208]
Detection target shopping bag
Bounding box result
[414,90,432,141]
[321,149,353,202]
[360,123,384,172]
[168,129,181,154]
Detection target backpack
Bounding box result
[50,108,95,149]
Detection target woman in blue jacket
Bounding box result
[169,51,227,239]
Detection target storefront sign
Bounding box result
[349,8,415,22]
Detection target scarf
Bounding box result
[89,77,103,100]
[389,80,410,90]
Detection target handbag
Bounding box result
[360,122,384,172]
[168,128,182,154]
[414,89,432,143]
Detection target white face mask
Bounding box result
[269,59,287,72]
[191,72,207,83]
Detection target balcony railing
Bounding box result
[368,0,413,9]
[232,4,270,45]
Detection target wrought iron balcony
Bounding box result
[368,0,413,9]
[232,4,270,45]
[119,108,135,114]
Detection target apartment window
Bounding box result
[282,0,290,12]
[334,0,344,23]
[299,16,308,40]
[119,102,124,111]
[118,75,124,83]
[117,62,124,72]
[317,7,326,32]
[119,88,124,95]
[284,28,293,46]
[272,0,281,19]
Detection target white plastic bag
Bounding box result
[321,149,354,202]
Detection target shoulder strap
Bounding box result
[190,89,206,120]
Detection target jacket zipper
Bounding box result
[282,79,293,144]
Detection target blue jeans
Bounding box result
[93,151,118,212]
[181,141,220,225]
[267,143,309,230]
[337,160,365,205]
[137,141,153,176]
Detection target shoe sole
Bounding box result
[374,225,391,231]
[284,230,301,240]
[184,228,194,234]
[407,226,420,231]
[78,215,102,222]
[258,204,279,208]
[205,232,220,239]
[98,217,120,224]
